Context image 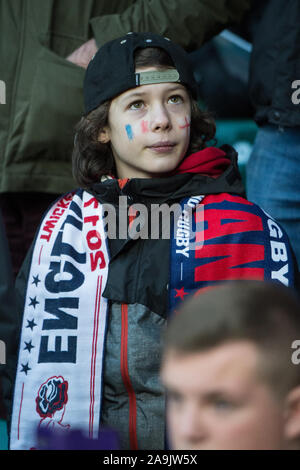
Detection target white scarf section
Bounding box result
[10,189,110,449]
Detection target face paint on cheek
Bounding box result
[125,124,134,141]
[141,120,149,133]
[179,117,191,144]
[179,117,191,131]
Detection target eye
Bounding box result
[167,390,183,405]
[213,399,235,412]
[168,95,183,104]
[129,100,144,110]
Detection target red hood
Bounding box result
[170,146,230,177]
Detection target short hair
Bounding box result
[163,281,300,398]
[72,47,216,187]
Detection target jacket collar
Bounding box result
[90,145,245,204]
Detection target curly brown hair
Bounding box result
[73,47,216,188]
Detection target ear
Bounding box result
[283,386,300,444]
[97,127,110,144]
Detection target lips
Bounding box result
[148,141,176,153]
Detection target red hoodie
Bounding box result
[171,146,229,177]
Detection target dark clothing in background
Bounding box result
[0,211,16,420]
[246,0,300,266]
[248,0,300,127]
[0,194,59,278]
[193,0,300,127]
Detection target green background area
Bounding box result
[0,419,8,450]
[215,119,258,187]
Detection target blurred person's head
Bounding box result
[161,281,300,450]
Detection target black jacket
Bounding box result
[0,211,16,421]
[248,0,300,127]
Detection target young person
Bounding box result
[161,281,300,450]
[7,32,298,450]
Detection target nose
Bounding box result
[149,102,171,132]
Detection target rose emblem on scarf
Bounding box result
[36,376,70,429]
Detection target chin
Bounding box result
[150,160,182,176]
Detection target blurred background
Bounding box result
[190,28,256,186]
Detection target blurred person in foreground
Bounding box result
[161,281,300,450]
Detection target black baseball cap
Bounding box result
[83,32,198,115]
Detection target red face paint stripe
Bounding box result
[179,116,190,129]
[121,304,138,450]
[141,120,148,133]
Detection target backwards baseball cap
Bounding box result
[83,32,198,115]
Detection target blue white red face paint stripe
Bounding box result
[125,114,189,141]
[141,120,149,133]
[125,124,134,140]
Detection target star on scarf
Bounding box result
[20,362,31,375]
[26,319,37,331]
[174,287,189,300]
[32,275,41,287]
[24,340,34,353]
[29,296,39,309]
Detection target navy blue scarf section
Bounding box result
[169,192,295,314]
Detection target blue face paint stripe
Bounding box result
[125,124,134,140]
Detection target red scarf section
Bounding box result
[171,146,229,177]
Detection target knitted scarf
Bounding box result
[10,189,110,449]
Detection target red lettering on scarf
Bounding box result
[40,195,73,242]
[40,220,57,242]
[84,212,106,271]
[90,251,106,271]
[84,215,99,227]
[196,208,263,241]
[194,201,264,281]
[84,197,99,209]
[56,198,70,210]
[194,243,264,282]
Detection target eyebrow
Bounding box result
[201,391,236,403]
[165,386,237,402]
[121,85,187,103]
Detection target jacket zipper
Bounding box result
[121,303,138,450]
